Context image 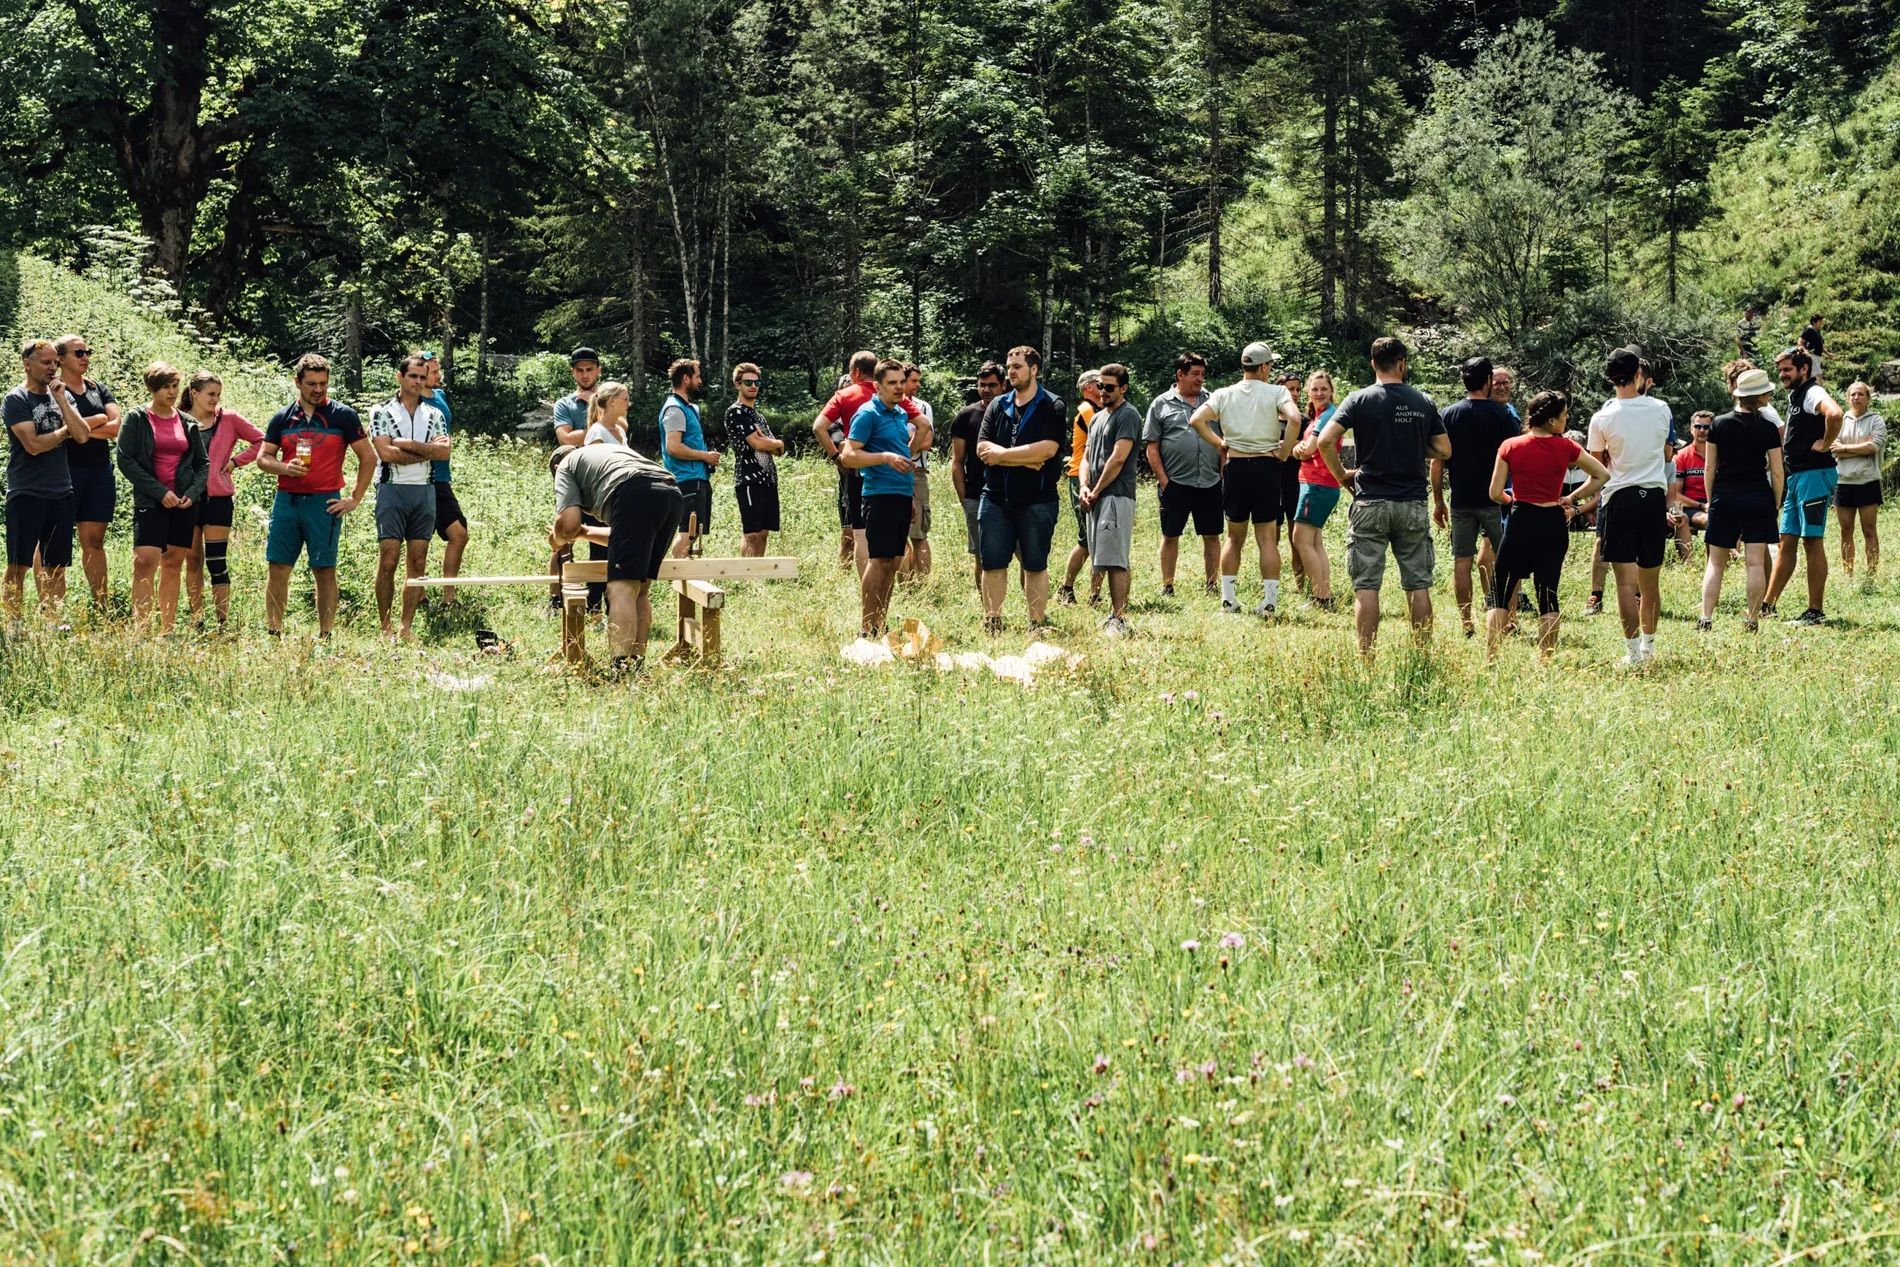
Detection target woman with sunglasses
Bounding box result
[727,363,783,557]
[116,361,208,633]
[182,370,263,629]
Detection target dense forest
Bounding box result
[1,0,1895,427]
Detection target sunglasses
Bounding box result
[418,351,437,362]
[68,349,91,358]
[739,379,760,388]
[1692,424,1710,430]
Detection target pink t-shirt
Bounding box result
[200,409,264,497]
[151,411,188,490]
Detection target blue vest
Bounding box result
[660,394,708,483]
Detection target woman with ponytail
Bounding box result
[183,370,263,629]
[583,381,631,446]
[1484,391,1608,661]
[1287,370,1340,611]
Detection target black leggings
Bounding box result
[1488,503,1568,615]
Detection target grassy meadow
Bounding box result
[7,255,1900,1263]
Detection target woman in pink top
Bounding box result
[115,361,208,633]
[183,371,263,628]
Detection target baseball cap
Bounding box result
[1240,341,1275,369]
[569,346,600,366]
[1605,344,1646,382]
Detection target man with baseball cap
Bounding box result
[1189,341,1302,615]
[551,347,605,610]
[1762,345,1842,624]
[1587,344,1674,666]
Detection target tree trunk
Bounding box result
[477,227,492,388]
[1318,87,1340,330]
[629,198,647,396]
[439,301,455,388]
[343,288,364,396]
[1205,0,1223,309]
[1040,260,1055,361]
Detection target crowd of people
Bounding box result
[6,326,1887,674]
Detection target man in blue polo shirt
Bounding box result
[257,353,376,640]
[842,359,926,638]
[976,344,1067,635]
[660,357,720,557]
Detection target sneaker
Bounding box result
[1694,618,1713,632]
[1088,591,1103,608]
[1758,602,1777,618]
[1462,621,1475,640]
[1057,585,1077,606]
[1101,615,1130,637]
[1204,579,1219,597]
[1311,596,1337,613]
[982,615,1004,636]
[1160,584,1175,599]
[1583,594,1603,617]
[1742,617,1760,633]
[1254,600,1276,619]
[1220,598,1244,614]
[1620,650,1643,669]
[1516,592,1535,614]
[1792,608,1826,626]
[1028,619,1055,637]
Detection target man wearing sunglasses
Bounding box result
[1671,410,1712,559]
[53,334,121,610]
[726,362,783,557]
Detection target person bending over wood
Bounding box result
[548,443,684,676]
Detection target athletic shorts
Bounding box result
[737,482,781,535]
[1487,503,1567,615]
[1068,476,1088,548]
[1705,490,1778,551]
[1836,480,1882,509]
[133,503,196,551]
[838,465,863,529]
[1450,505,1504,559]
[70,463,116,525]
[1280,456,1303,524]
[961,497,981,556]
[606,473,683,582]
[434,483,468,540]
[1345,498,1434,592]
[1158,480,1222,538]
[1086,494,1135,571]
[977,495,1059,573]
[1222,456,1285,524]
[1294,482,1340,529]
[910,473,932,541]
[1599,486,1668,568]
[677,478,713,536]
[374,483,436,542]
[1780,468,1837,538]
[197,494,235,529]
[5,492,75,569]
[864,494,913,560]
[266,490,345,570]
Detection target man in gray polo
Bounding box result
[1078,363,1141,636]
[369,354,450,641]
[1144,351,1220,598]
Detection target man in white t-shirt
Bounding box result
[369,353,451,640]
[1189,342,1302,615]
[1586,345,1673,667]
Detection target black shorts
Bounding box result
[1704,490,1778,550]
[838,466,864,529]
[864,494,913,560]
[1836,480,1883,509]
[606,475,684,582]
[1488,503,1568,615]
[1599,486,1668,568]
[133,503,197,551]
[5,492,74,568]
[738,482,781,534]
[677,478,712,536]
[1280,452,1303,517]
[434,482,468,539]
[70,463,117,524]
[1222,456,1285,524]
[1158,480,1223,538]
[198,494,235,529]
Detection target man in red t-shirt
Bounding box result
[812,349,919,579]
[1670,410,1711,559]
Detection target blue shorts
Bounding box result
[70,463,117,525]
[266,490,345,569]
[1294,482,1341,528]
[1780,468,1838,538]
[976,496,1060,573]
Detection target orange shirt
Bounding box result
[1068,402,1095,478]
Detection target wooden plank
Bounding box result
[672,577,726,610]
[406,574,568,588]
[406,556,796,589]
[561,588,588,665]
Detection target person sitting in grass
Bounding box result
[549,443,683,677]
[116,360,208,634]
[840,359,923,639]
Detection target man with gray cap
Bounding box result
[549,442,683,675]
[1144,352,1219,598]
[1189,342,1302,615]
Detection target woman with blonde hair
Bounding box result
[182,369,263,628]
[1287,369,1339,611]
[1832,380,1885,576]
[116,361,208,632]
[583,380,631,445]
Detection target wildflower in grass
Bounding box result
[799,1077,816,1092]
[1079,832,1095,849]
[744,1091,777,1108]
[1498,1092,1517,1107]
[1083,1093,1104,1110]
[780,1170,814,1192]
[1180,939,1200,952]
[1292,1052,1314,1070]
[828,1079,856,1100]
[1174,1067,1196,1084]
[1092,1054,1110,1074]
[1198,1059,1217,1081]
[1732,1093,1746,1110]
[1218,932,1244,950]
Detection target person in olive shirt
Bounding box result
[1144,351,1219,598]
[949,363,1004,594]
[550,443,684,675]
[975,345,1067,634]
[53,334,121,608]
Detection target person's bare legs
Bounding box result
[741,530,767,559]
[76,521,108,606]
[376,539,402,635]
[1484,604,1509,663]
[1535,613,1560,658]
[605,578,639,660]
[1220,521,1247,593]
[980,569,1007,620]
[1354,589,1380,657]
[1701,546,1729,621]
[1744,544,1768,620]
[1453,554,1477,633]
[1859,505,1879,576]
[1105,567,1130,618]
[35,563,65,622]
[1591,538,1608,601]
[852,529,869,581]
[1293,522,1332,602]
[1611,561,1642,638]
[1199,534,1220,589]
[860,556,899,636]
[1063,542,1088,593]
[1159,534,1179,590]
[314,567,339,637]
[203,525,233,625]
[1257,521,1281,584]
[440,518,468,605]
[1765,533,1799,607]
[1802,537,1829,611]
[131,545,160,627]
[913,537,931,578]
[157,546,188,634]
[1837,505,1856,576]
[1023,569,1050,625]
[265,562,293,634]
[401,539,428,638]
[187,527,207,621]
[1405,587,1433,645]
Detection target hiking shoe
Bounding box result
[1088,591,1103,607]
[1101,615,1130,638]
[982,615,1004,636]
[1160,584,1176,599]
[1028,619,1055,637]
[1462,622,1476,640]
[1694,618,1713,632]
[1582,594,1603,616]
[1220,598,1244,614]
[1758,602,1777,618]
[1792,608,1826,626]
[1742,617,1760,633]
[1516,592,1535,614]
[1057,585,1077,606]
[1311,596,1337,613]
[1254,600,1276,619]
[1204,579,1219,596]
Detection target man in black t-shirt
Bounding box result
[53,334,120,608]
[1799,314,1825,380]
[949,362,1003,593]
[1432,356,1521,637]
[725,361,784,557]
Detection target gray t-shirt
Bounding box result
[553,444,671,525]
[1086,402,1143,502]
[1143,387,1218,488]
[4,386,73,499]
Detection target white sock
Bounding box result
[1638,632,1654,655]
[1626,636,1642,657]
[1262,579,1279,607]
[1221,575,1237,603]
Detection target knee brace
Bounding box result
[205,539,231,587]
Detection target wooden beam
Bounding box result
[672,577,726,610]
[406,556,797,589]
